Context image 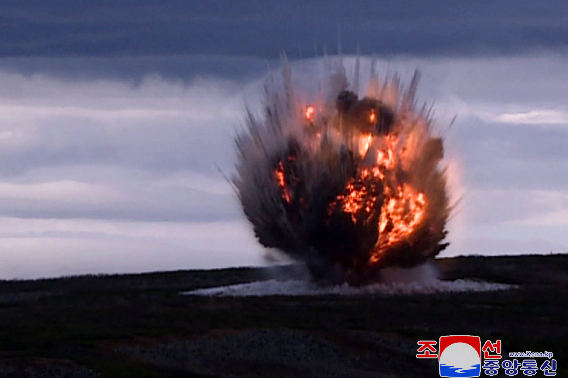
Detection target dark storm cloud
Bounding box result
[1,0,568,60]
[0,55,268,84]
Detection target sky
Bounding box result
[1,1,568,279]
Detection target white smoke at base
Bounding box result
[183,264,514,297]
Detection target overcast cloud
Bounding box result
[1,0,568,58]
[1,2,567,279]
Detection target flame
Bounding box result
[370,134,428,263]
[305,105,315,121]
[377,186,426,247]
[358,133,373,157]
[379,136,398,169]
[275,132,429,262]
[275,161,291,203]
[347,133,428,264]
[369,110,376,123]
[337,182,369,222]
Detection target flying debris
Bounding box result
[233,59,451,285]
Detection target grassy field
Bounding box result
[0,255,566,377]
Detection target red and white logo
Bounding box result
[439,335,481,377]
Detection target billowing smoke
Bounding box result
[232,58,451,285]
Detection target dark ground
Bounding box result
[0,255,566,378]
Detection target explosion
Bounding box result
[233,58,451,285]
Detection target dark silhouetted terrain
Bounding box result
[0,254,566,377]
